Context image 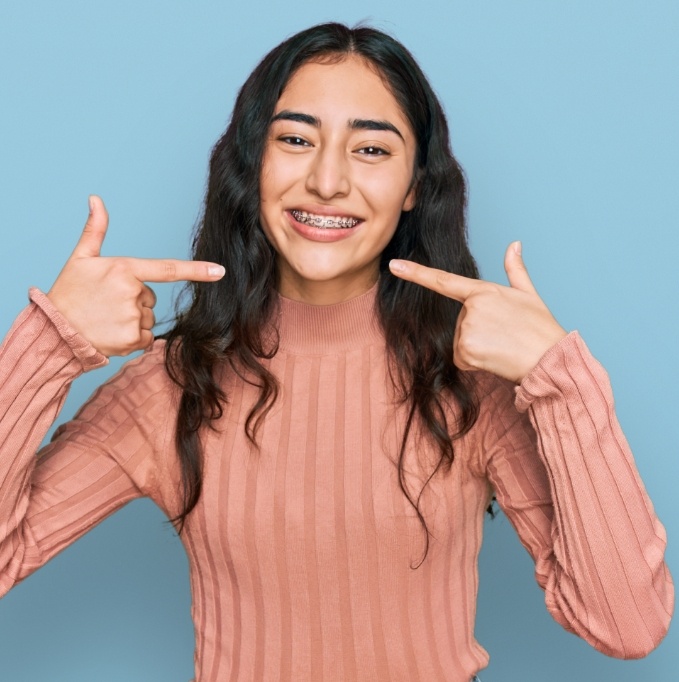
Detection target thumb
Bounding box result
[504,241,537,293]
[71,195,109,258]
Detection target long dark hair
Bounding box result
[162,22,481,566]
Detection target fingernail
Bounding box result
[208,265,226,277]
[88,195,94,214]
[513,241,522,256]
[389,259,406,273]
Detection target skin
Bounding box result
[47,195,225,357]
[390,243,567,383]
[260,54,566,381]
[259,55,417,305]
[48,56,566,379]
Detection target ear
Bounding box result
[402,180,417,212]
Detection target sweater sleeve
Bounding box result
[0,289,171,596]
[479,331,673,659]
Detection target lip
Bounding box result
[286,210,363,243]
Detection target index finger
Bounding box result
[127,258,225,283]
[389,259,477,302]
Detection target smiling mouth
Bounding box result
[290,210,361,229]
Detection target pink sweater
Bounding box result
[0,286,673,681]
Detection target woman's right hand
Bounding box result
[47,195,225,357]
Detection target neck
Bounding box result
[276,267,379,306]
[275,280,382,353]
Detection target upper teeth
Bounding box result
[291,210,360,229]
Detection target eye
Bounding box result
[278,135,312,147]
[356,145,390,157]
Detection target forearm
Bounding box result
[0,290,108,590]
[488,332,674,657]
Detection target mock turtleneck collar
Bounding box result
[274,282,383,354]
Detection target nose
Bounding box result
[305,143,351,199]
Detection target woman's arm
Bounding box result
[0,193,226,593]
[0,291,149,594]
[390,242,673,656]
[46,195,224,358]
[477,333,673,657]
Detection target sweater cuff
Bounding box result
[28,287,109,371]
[514,331,595,413]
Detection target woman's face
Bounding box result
[259,54,418,304]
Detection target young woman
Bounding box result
[0,22,673,682]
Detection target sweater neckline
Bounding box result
[274,282,383,354]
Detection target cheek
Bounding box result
[360,167,414,217]
[258,162,276,240]
[260,149,305,201]
[259,154,276,204]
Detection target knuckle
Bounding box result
[473,284,495,301]
[120,326,143,349]
[109,258,128,276]
[452,352,470,371]
[108,263,136,292]
[458,315,473,335]
[457,335,473,358]
[114,283,139,304]
[456,332,481,366]
[435,270,452,287]
[163,261,177,280]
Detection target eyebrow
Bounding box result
[270,110,405,141]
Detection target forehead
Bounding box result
[275,55,411,132]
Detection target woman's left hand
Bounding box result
[389,241,568,383]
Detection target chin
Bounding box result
[287,256,356,282]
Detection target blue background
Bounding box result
[0,1,676,680]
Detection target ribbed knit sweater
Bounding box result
[0,285,673,681]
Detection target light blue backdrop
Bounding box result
[0,1,676,680]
